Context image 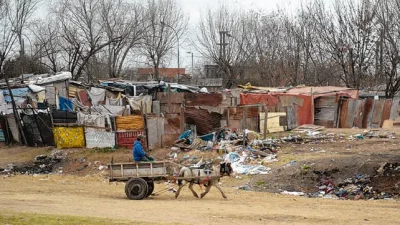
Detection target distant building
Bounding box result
[204,65,221,78]
[136,68,186,82]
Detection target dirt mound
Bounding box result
[250,154,400,199]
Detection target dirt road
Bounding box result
[1,175,399,225]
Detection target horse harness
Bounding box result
[196,164,212,186]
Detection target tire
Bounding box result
[125,178,148,200]
[146,181,154,197]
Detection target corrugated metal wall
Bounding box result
[339,98,396,128]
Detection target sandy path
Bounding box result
[1,175,399,225]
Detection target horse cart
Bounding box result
[109,161,231,200]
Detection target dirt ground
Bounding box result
[1,128,400,224]
[1,175,399,225]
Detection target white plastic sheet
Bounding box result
[85,131,115,148]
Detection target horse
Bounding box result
[174,162,233,199]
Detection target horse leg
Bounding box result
[175,181,185,199]
[188,181,199,198]
[214,181,227,199]
[200,181,212,199]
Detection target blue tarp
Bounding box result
[0,129,4,142]
[199,132,215,141]
[1,88,30,103]
[59,96,73,111]
[178,130,191,139]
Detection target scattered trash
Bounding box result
[281,191,305,196]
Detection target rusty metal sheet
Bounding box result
[339,99,350,128]
[164,113,181,134]
[390,98,400,119]
[370,100,385,128]
[314,96,337,107]
[339,99,365,128]
[185,107,222,135]
[362,98,374,128]
[245,118,259,132]
[286,106,298,130]
[353,99,365,128]
[160,104,181,114]
[162,133,180,147]
[184,93,223,107]
[381,100,392,126]
[157,92,184,104]
[228,106,259,120]
[314,96,338,128]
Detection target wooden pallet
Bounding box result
[292,124,325,132]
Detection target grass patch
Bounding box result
[0,146,53,167]
[255,180,265,186]
[0,211,151,225]
[90,147,116,153]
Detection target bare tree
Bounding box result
[54,0,121,81]
[100,0,145,78]
[376,0,400,97]
[196,5,254,88]
[309,0,378,89]
[0,0,39,77]
[30,19,63,72]
[141,0,187,81]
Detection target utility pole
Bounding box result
[217,31,229,62]
[217,31,229,80]
[187,52,193,75]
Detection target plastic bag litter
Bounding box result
[281,191,305,196]
[231,162,271,175]
[224,152,241,163]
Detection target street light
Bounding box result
[186,51,193,76]
[160,21,180,84]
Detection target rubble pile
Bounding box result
[171,128,281,175]
[10,151,65,175]
[277,161,400,200]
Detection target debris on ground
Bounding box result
[8,150,66,175]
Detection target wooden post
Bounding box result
[311,88,314,125]
[4,77,27,145]
[167,84,171,113]
[242,106,247,132]
[263,104,268,139]
[227,107,230,127]
[180,105,185,134]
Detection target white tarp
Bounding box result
[126,95,152,113]
[224,152,271,175]
[88,87,105,106]
[77,112,108,132]
[34,72,72,85]
[85,131,115,148]
[28,84,45,93]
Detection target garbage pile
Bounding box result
[172,128,280,175]
[10,151,65,175]
[277,130,397,146]
[280,162,400,200]
[305,174,393,200]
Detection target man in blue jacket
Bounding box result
[133,136,154,162]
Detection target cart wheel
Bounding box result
[146,181,154,197]
[125,178,148,200]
